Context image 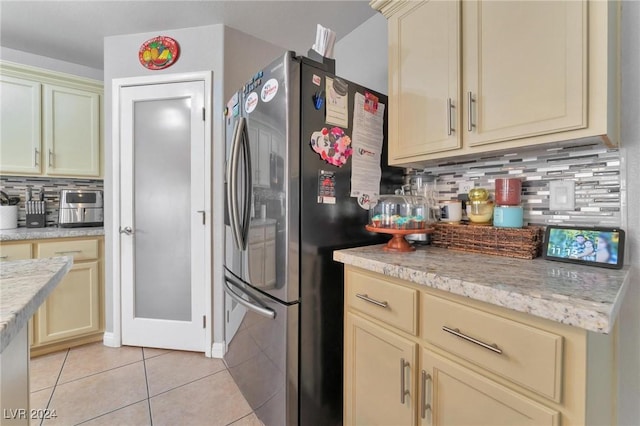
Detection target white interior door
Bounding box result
[119,81,206,351]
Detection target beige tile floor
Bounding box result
[30,342,263,426]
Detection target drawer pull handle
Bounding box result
[442,326,502,355]
[54,250,82,255]
[400,358,410,404]
[355,293,388,308]
[421,370,432,421]
[0,255,8,259]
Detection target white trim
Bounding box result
[102,331,119,348]
[211,341,226,359]
[111,71,214,354]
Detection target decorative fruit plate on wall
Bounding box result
[139,36,179,70]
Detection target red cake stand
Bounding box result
[365,225,434,252]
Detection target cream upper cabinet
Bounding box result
[0,61,103,178]
[463,0,586,147]
[0,75,42,174]
[43,84,100,176]
[386,0,461,160]
[373,0,619,166]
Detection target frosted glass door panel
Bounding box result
[134,98,191,321]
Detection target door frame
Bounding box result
[110,72,213,356]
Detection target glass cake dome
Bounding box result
[369,195,430,230]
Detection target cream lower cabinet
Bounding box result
[345,313,417,425]
[0,237,104,356]
[373,0,619,165]
[344,265,615,426]
[420,349,558,426]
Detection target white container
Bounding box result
[439,200,462,223]
[0,205,18,230]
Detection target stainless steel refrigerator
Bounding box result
[223,51,402,426]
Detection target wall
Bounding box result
[617,1,640,424]
[334,13,388,95]
[345,4,639,423]
[102,24,283,353]
[0,46,103,80]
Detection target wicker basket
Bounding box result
[431,223,544,259]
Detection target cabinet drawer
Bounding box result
[421,293,562,401]
[37,239,99,261]
[346,268,418,335]
[0,243,32,261]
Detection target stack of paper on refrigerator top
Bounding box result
[312,24,336,59]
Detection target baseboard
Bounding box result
[211,341,226,359]
[102,332,120,348]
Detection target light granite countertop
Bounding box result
[0,226,104,242]
[0,256,73,352]
[334,244,631,334]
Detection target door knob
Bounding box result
[119,226,134,235]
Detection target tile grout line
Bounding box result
[142,348,153,425]
[38,348,70,426]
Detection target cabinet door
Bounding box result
[463,0,587,147]
[35,261,100,344]
[388,0,460,163]
[420,348,559,426]
[0,75,42,174]
[43,84,100,176]
[344,313,417,426]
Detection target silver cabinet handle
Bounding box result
[355,293,388,308]
[447,98,455,136]
[442,326,502,354]
[34,148,39,167]
[48,149,54,167]
[421,370,432,420]
[54,250,81,255]
[400,358,410,404]
[467,91,476,132]
[119,226,134,235]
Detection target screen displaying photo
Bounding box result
[545,227,622,266]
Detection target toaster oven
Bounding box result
[58,189,104,228]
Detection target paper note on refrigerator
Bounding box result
[350,92,385,210]
[325,77,349,128]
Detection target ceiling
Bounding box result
[0,1,377,70]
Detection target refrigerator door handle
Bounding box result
[239,118,252,250]
[224,278,276,320]
[227,118,244,250]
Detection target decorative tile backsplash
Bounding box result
[0,176,103,227]
[414,142,622,228]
